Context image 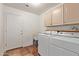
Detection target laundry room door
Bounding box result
[5,12,23,50]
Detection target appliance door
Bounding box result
[49,35,78,56]
[38,34,50,56]
[49,44,78,56]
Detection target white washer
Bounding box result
[38,31,57,56]
[38,33,51,56]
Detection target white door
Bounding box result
[5,13,22,50]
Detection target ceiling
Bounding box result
[4,3,59,15]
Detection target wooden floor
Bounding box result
[3,45,38,56]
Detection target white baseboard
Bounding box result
[0,51,4,56]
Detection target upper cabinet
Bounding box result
[64,3,79,24]
[52,5,63,25]
[43,10,52,26]
[42,3,79,26]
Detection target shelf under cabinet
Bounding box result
[46,23,79,27]
[46,30,79,32]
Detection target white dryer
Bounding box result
[49,32,79,56]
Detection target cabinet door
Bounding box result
[52,5,63,25]
[43,10,52,26]
[64,3,79,24]
[49,45,78,56]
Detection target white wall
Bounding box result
[39,14,47,33]
[3,5,40,47]
[0,4,4,55]
[0,4,3,51]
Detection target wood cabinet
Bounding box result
[42,3,79,26]
[43,9,52,26]
[64,3,79,24]
[52,5,63,25]
[52,3,79,25]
